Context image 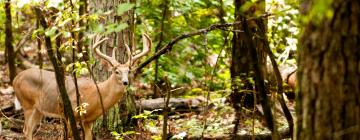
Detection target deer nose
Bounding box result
[123,81,128,85]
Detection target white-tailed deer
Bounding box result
[13,34,151,140]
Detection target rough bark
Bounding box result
[297,0,360,139]
[231,0,275,137]
[230,0,253,111]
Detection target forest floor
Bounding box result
[0,63,295,140]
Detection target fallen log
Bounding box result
[136,97,206,112]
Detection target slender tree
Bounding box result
[35,7,81,140]
[297,0,360,139]
[5,0,16,84]
[153,0,169,98]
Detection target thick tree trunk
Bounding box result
[231,0,277,137]
[297,1,360,139]
[230,0,267,109]
[230,0,253,112]
[230,0,253,135]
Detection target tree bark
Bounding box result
[5,0,16,84]
[231,0,276,137]
[230,0,253,111]
[297,0,360,139]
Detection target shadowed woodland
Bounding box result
[0,0,359,140]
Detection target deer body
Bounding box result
[14,68,125,121]
[13,34,151,140]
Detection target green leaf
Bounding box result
[32,28,44,39]
[58,18,72,27]
[65,63,74,72]
[90,23,105,33]
[72,27,85,32]
[114,23,128,32]
[104,23,128,35]
[117,3,135,15]
[239,1,254,13]
[79,67,89,75]
[45,26,58,37]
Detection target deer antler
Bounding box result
[131,33,152,64]
[93,37,119,66]
[93,33,151,66]
[124,44,132,65]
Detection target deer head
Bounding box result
[93,34,151,85]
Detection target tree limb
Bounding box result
[134,21,242,75]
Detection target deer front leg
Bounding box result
[83,122,93,140]
[62,119,73,139]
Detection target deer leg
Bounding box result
[23,109,32,139]
[83,123,93,140]
[66,120,73,139]
[23,109,43,140]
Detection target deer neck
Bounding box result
[97,74,125,109]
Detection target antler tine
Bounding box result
[112,47,118,60]
[132,33,152,64]
[93,37,118,66]
[124,44,132,65]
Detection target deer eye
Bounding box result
[115,71,120,74]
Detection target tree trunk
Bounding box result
[296,1,360,139]
[230,0,253,112]
[231,0,277,137]
[230,0,253,136]
[5,0,16,84]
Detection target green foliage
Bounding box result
[104,23,128,35]
[304,0,334,24]
[137,0,233,91]
[267,0,299,64]
[65,61,89,77]
[117,3,135,16]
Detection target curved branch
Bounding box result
[134,21,242,75]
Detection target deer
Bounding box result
[13,34,152,140]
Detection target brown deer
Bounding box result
[13,34,152,140]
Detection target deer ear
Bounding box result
[100,59,112,72]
